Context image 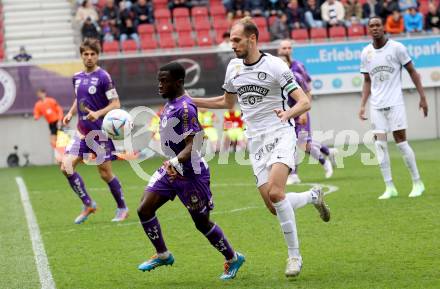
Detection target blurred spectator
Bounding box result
[168,0,192,11]
[344,0,362,27]
[75,0,99,25]
[81,16,101,40]
[385,9,404,33]
[321,0,345,27]
[399,0,417,12]
[218,32,232,49]
[270,13,290,40]
[13,46,32,62]
[267,0,285,16]
[134,0,154,24]
[227,0,247,19]
[425,2,440,33]
[404,7,423,32]
[304,0,324,28]
[379,0,399,22]
[362,0,381,24]
[245,0,266,16]
[101,17,118,42]
[119,1,141,48]
[101,0,119,26]
[286,0,306,29]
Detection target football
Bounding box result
[102,109,134,140]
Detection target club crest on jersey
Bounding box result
[88,85,97,94]
[161,117,168,127]
[258,72,267,80]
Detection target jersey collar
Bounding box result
[243,51,266,66]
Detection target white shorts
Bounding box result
[248,126,297,188]
[370,105,408,134]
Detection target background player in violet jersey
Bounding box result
[61,39,128,224]
[278,41,337,184]
[359,17,428,199]
[191,17,330,278]
[136,62,245,280]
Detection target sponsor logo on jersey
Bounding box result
[237,85,269,97]
[370,66,395,76]
[91,77,99,85]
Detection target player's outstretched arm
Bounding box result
[359,73,371,121]
[404,62,428,117]
[191,92,236,109]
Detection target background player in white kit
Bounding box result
[359,17,428,199]
[192,17,330,278]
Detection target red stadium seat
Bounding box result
[173,7,190,20]
[153,0,168,9]
[177,32,196,47]
[154,9,171,22]
[197,30,213,46]
[159,34,176,48]
[102,41,119,54]
[138,24,155,35]
[212,18,229,32]
[347,24,366,39]
[174,18,193,32]
[253,17,268,31]
[258,30,270,43]
[141,37,158,51]
[210,5,226,17]
[193,17,211,31]
[329,26,346,40]
[310,27,328,41]
[291,28,309,42]
[121,40,138,53]
[156,22,174,33]
[192,7,208,18]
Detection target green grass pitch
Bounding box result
[1,140,439,289]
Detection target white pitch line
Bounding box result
[15,177,56,289]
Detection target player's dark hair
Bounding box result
[368,16,383,25]
[79,38,101,55]
[159,62,186,81]
[238,17,259,41]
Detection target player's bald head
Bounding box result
[278,39,292,57]
[231,17,259,41]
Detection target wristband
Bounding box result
[169,157,184,176]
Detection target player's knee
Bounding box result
[98,168,113,182]
[137,203,155,219]
[194,219,213,235]
[60,159,72,177]
[268,183,284,203]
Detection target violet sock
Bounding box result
[67,172,92,206]
[139,215,168,254]
[205,224,235,260]
[107,177,127,209]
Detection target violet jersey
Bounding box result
[222,52,300,137]
[291,60,311,84]
[287,71,309,108]
[360,39,411,109]
[73,67,118,135]
[160,95,207,176]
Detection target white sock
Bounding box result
[286,191,313,210]
[374,140,393,186]
[272,198,300,258]
[396,141,420,182]
[157,251,170,259]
